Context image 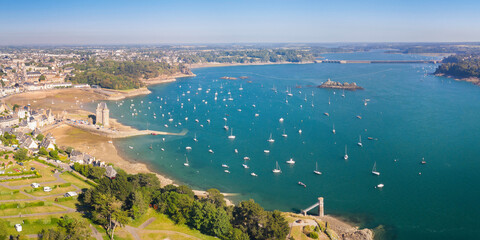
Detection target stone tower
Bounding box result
[96,102,109,127]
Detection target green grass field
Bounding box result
[132,209,217,240]
[59,171,95,189]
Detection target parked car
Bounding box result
[43,187,52,192]
[30,167,35,171]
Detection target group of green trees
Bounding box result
[77,170,288,240]
[67,59,191,90]
[179,49,314,64]
[435,54,480,79]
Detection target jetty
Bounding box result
[65,122,187,138]
[302,197,325,217]
[315,59,441,64]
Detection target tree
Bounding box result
[36,134,45,141]
[39,75,46,81]
[232,200,267,240]
[39,216,90,240]
[88,166,106,180]
[126,190,149,219]
[65,146,74,155]
[264,210,289,240]
[205,188,225,208]
[38,147,48,156]
[90,193,129,240]
[14,148,28,161]
[49,149,59,159]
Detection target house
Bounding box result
[105,165,117,179]
[69,150,84,163]
[19,137,38,150]
[83,154,95,164]
[40,139,55,150]
[32,128,42,137]
[64,191,78,197]
[31,183,40,188]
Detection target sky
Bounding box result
[1,0,479,45]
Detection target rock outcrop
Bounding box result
[318,79,364,90]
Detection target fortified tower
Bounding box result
[96,102,110,127]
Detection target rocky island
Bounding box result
[318,79,364,90]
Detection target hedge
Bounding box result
[0,201,44,210]
[0,190,19,195]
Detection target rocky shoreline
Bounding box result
[318,79,364,90]
[435,73,480,86]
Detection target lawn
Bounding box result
[22,185,77,197]
[44,196,79,209]
[5,161,57,187]
[0,204,66,216]
[59,171,95,189]
[136,209,217,240]
[0,192,30,201]
[2,212,99,238]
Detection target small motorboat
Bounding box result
[298,182,307,187]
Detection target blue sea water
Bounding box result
[107,51,480,240]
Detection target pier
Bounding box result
[301,197,324,217]
[315,59,441,64]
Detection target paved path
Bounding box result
[90,225,103,240]
[138,217,156,229]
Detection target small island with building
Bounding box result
[318,79,364,90]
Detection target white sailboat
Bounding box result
[193,133,198,142]
[372,162,380,176]
[228,128,236,139]
[344,145,349,160]
[272,161,281,173]
[223,119,229,131]
[314,162,322,175]
[239,84,243,91]
[358,135,363,147]
[332,124,336,134]
[184,157,189,167]
[242,160,249,169]
[282,130,288,138]
[267,133,275,143]
[286,158,295,164]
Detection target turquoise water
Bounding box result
[108,52,480,240]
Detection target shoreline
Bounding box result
[189,61,314,69]
[141,72,196,86]
[435,73,480,86]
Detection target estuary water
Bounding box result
[108,51,480,239]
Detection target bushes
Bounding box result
[58,182,71,188]
[308,231,319,239]
[0,201,44,210]
[57,196,76,202]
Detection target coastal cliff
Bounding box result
[318,79,364,90]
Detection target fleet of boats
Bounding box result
[120,80,424,190]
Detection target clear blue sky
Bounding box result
[1,0,479,45]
